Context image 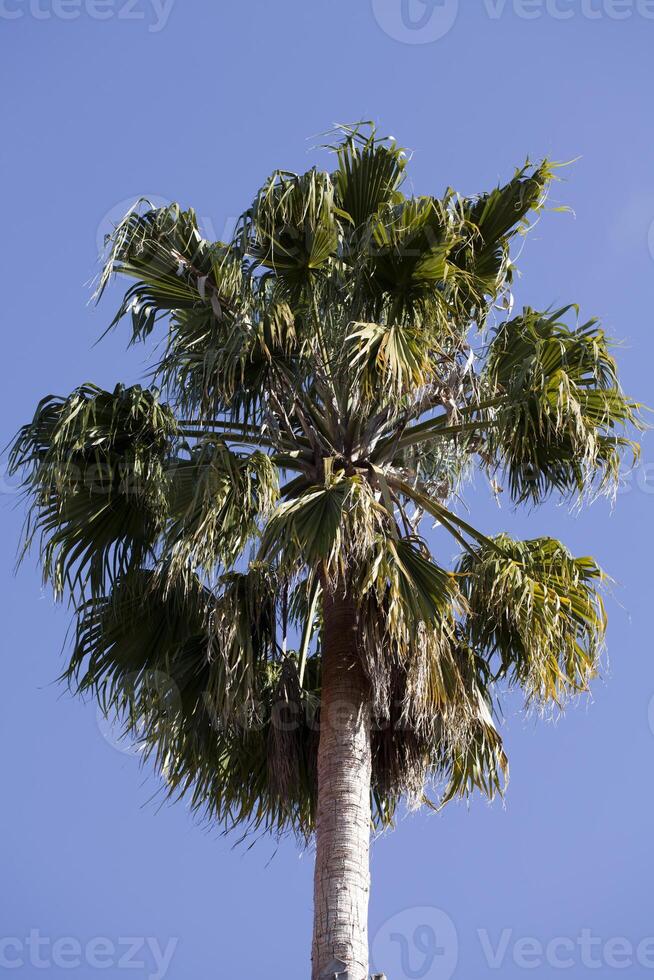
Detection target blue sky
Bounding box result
[1,2,653,977]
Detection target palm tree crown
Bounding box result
[10,123,640,840]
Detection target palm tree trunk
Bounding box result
[311,587,372,980]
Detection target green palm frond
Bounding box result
[97,201,239,343]
[208,562,281,710]
[165,441,279,577]
[9,384,177,598]
[485,307,642,502]
[68,566,211,704]
[69,566,320,836]
[465,159,556,245]
[346,320,434,399]
[458,534,606,705]
[450,159,558,319]
[367,196,459,318]
[262,473,386,577]
[331,122,407,232]
[389,536,458,625]
[169,299,303,423]
[240,168,340,295]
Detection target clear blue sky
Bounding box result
[1,2,653,977]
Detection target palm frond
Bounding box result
[97,201,239,343]
[449,159,558,321]
[346,320,434,399]
[484,307,642,502]
[331,123,407,232]
[165,441,279,577]
[239,168,339,300]
[458,534,606,705]
[9,384,177,598]
[70,566,319,837]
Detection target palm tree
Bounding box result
[10,124,640,980]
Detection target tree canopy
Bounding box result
[10,124,641,839]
